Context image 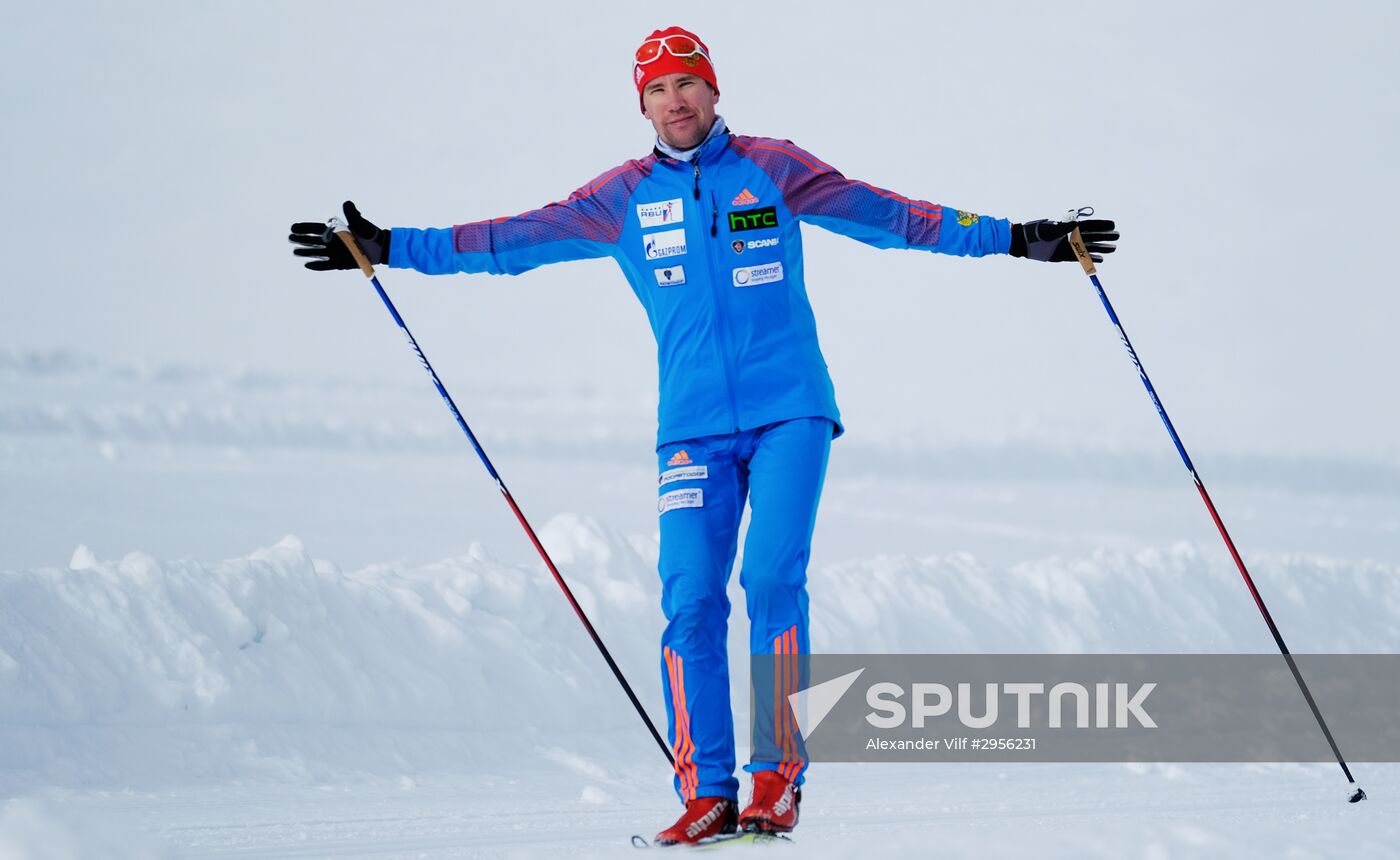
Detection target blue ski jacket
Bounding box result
[388,129,1012,445]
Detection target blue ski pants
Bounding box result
[656,417,832,803]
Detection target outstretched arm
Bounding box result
[731,137,1117,262]
[731,136,1011,257]
[289,160,653,277]
[391,160,652,276]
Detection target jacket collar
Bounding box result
[652,116,730,166]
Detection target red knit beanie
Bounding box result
[633,27,719,113]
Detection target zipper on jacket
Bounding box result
[691,160,741,432]
[709,191,718,236]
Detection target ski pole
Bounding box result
[1066,221,1366,803]
[331,220,675,768]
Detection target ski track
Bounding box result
[13,763,1396,858]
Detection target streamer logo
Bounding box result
[732,262,783,287]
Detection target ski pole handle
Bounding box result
[329,217,377,278]
[1068,226,1097,276]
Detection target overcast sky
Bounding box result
[4,0,1396,459]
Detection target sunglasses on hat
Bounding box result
[633,34,711,67]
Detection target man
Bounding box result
[290,26,1117,845]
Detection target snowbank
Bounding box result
[811,545,1400,654]
[2,518,1394,791]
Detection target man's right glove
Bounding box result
[1009,215,1118,263]
[289,201,391,271]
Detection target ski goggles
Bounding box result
[633,34,711,68]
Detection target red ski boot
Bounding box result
[653,796,738,845]
[739,771,800,833]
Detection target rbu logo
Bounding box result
[637,198,684,229]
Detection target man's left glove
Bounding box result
[289,201,391,271]
[1009,215,1118,263]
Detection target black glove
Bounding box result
[289,201,391,271]
[1009,212,1118,263]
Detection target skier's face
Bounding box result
[641,73,719,150]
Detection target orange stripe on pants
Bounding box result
[772,633,787,782]
[665,646,698,799]
[774,626,805,782]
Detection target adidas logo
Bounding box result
[667,450,692,467]
[731,188,759,206]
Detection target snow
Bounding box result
[3,504,1398,854]
[3,336,1399,859]
[6,509,1396,787]
[6,2,1400,856]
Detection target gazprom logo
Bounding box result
[643,228,687,260]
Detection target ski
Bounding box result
[631,831,794,849]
